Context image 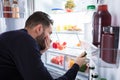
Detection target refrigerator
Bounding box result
[0,0,34,33]
[0,0,120,80]
[34,0,120,80]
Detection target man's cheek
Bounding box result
[45,34,51,42]
[39,38,46,50]
[37,34,46,50]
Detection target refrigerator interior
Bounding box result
[35,0,97,80]
[35,0,120,80]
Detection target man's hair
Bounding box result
[25,11,53,28]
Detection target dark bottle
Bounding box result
[3,0,12,18]
[101,27,116,64]
[92,4,111,47]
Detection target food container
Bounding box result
[45,51,65,69]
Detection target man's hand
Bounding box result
[75,52,87,67]
[40,35,51,54]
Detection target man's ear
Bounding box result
[35,24,43,35]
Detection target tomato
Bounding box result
[62,42,67,46]
[66,9,73,12]
[58,46,63,50]
[54,57,59,64]
[51,57,56,63]
[52,42,57,49]
[51,57,59,65]
[56,42,60,48]
[59,56,64,65]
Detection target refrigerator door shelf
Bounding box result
[2,12,25,18]
[98,49,120,68]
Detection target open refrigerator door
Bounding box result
[0,0,34,33]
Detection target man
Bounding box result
[0,11,86,80]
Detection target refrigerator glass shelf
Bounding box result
[90,48,120,68]
[52,31,84,35]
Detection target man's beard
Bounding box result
[36,32,46,50]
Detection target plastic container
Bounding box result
[51,8,64,14]
[65,56,75,70]
[84,5,96,43]
[90,45,119,68]
[45,51,65,69]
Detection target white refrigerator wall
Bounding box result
[34,0,120,80]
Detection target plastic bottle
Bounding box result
[84,5,96,43]
[3,0,12,18]
[92,4,111,47]
[101,27,116,63]
[12,0,20,18]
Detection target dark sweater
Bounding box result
[0,29,79,80]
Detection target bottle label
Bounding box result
[3,6,12,18]
[98,18,101,44]
[101,27,116,64]
[12,7,20,18]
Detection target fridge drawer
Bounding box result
[65,56,76,70]
[45,51,65,69]
[65,55,89,74]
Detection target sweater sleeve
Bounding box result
[55,63,79,80]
